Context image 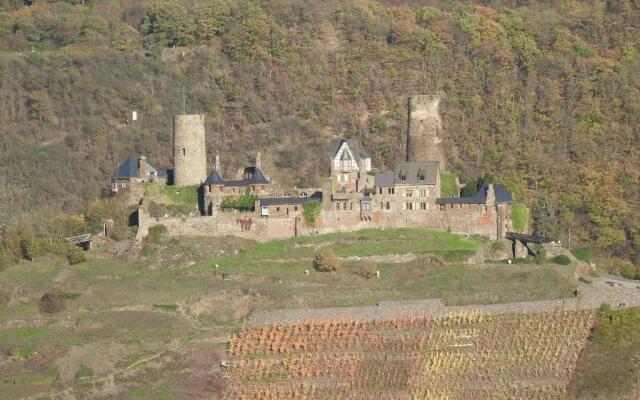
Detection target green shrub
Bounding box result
[148,201,167,219]
[152,304,179,312]
[511,203,529,233]
[302,201,321,227]
[533,245,546,264]
[355,262,376,279]
[491,241,505,250]
[66,246,86,265]
[148,224,167,244]
[552,255,571,265]
[141,246,155,257]
[39,291,65,314]
[21,237,40,260]
[0,290,10,307]
[313,248,341,272]
[220,190,258,211]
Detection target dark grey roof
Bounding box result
[374,171,395,187]
[112,154,167,180]
[203,166,270,187]
[436,183,513,205]
[260,193,321,207]
[374,161,439,187]
[329,138,370,163]
[203,169,224,185]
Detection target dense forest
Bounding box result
[0,0,638,271]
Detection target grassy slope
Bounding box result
[569,306,640,400]
[0,228,577,398]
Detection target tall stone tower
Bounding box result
[173,114,207,187]
[406,95,445,167]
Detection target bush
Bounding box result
[356,262,377,279]
[148,224,167,244]
[313,248,341,272]
[148,201,167,219]
[533,245,546,264]
[0,290,10,307]
[552,255,572,265]
[66,246,86,265]
[39,291,65,314]
[21,237,40,260]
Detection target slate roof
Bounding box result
[260,193,322,207]
[374,161,439,187]
[329,138,370,163]
[203,169,224,185]
[374,171,395,187]
[203,166,270,187]
[112,154,167,180]
[436,183,513,205]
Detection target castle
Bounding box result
[113,95,514,242]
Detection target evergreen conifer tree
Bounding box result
[533,191,556,239]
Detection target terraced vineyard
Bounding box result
[226,310,594,399]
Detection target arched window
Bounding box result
[336,203,341,210]
[343,202,348,210]
[386,202,390,210]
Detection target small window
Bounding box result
[276,207,280,212]
[182,148,186,156]
[294,206,298,211]
[208,186,212,193]
[386,202,390,210]
[336,203,341,210]
[343,202,348,210]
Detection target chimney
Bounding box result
[486,184,496,205]
[215,153,221,172]
[138,155,147,179]
[255,152,262,170]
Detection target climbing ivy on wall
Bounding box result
[302,201,321,227]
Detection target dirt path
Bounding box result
[250,278,640,325]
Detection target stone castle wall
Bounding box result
[406,95,445,166]
[173,114,207,187]
[137,201,506,243]
[137,206,299,243]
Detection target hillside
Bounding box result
[0,0,639,264]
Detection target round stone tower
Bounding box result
[173,114,207,187]
[406,95,445,167]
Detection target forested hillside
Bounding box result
[0,0,638,266]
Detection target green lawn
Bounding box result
[440,172,459,197]
[161,184,200,205]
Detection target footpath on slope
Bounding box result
[249,279,640,325]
